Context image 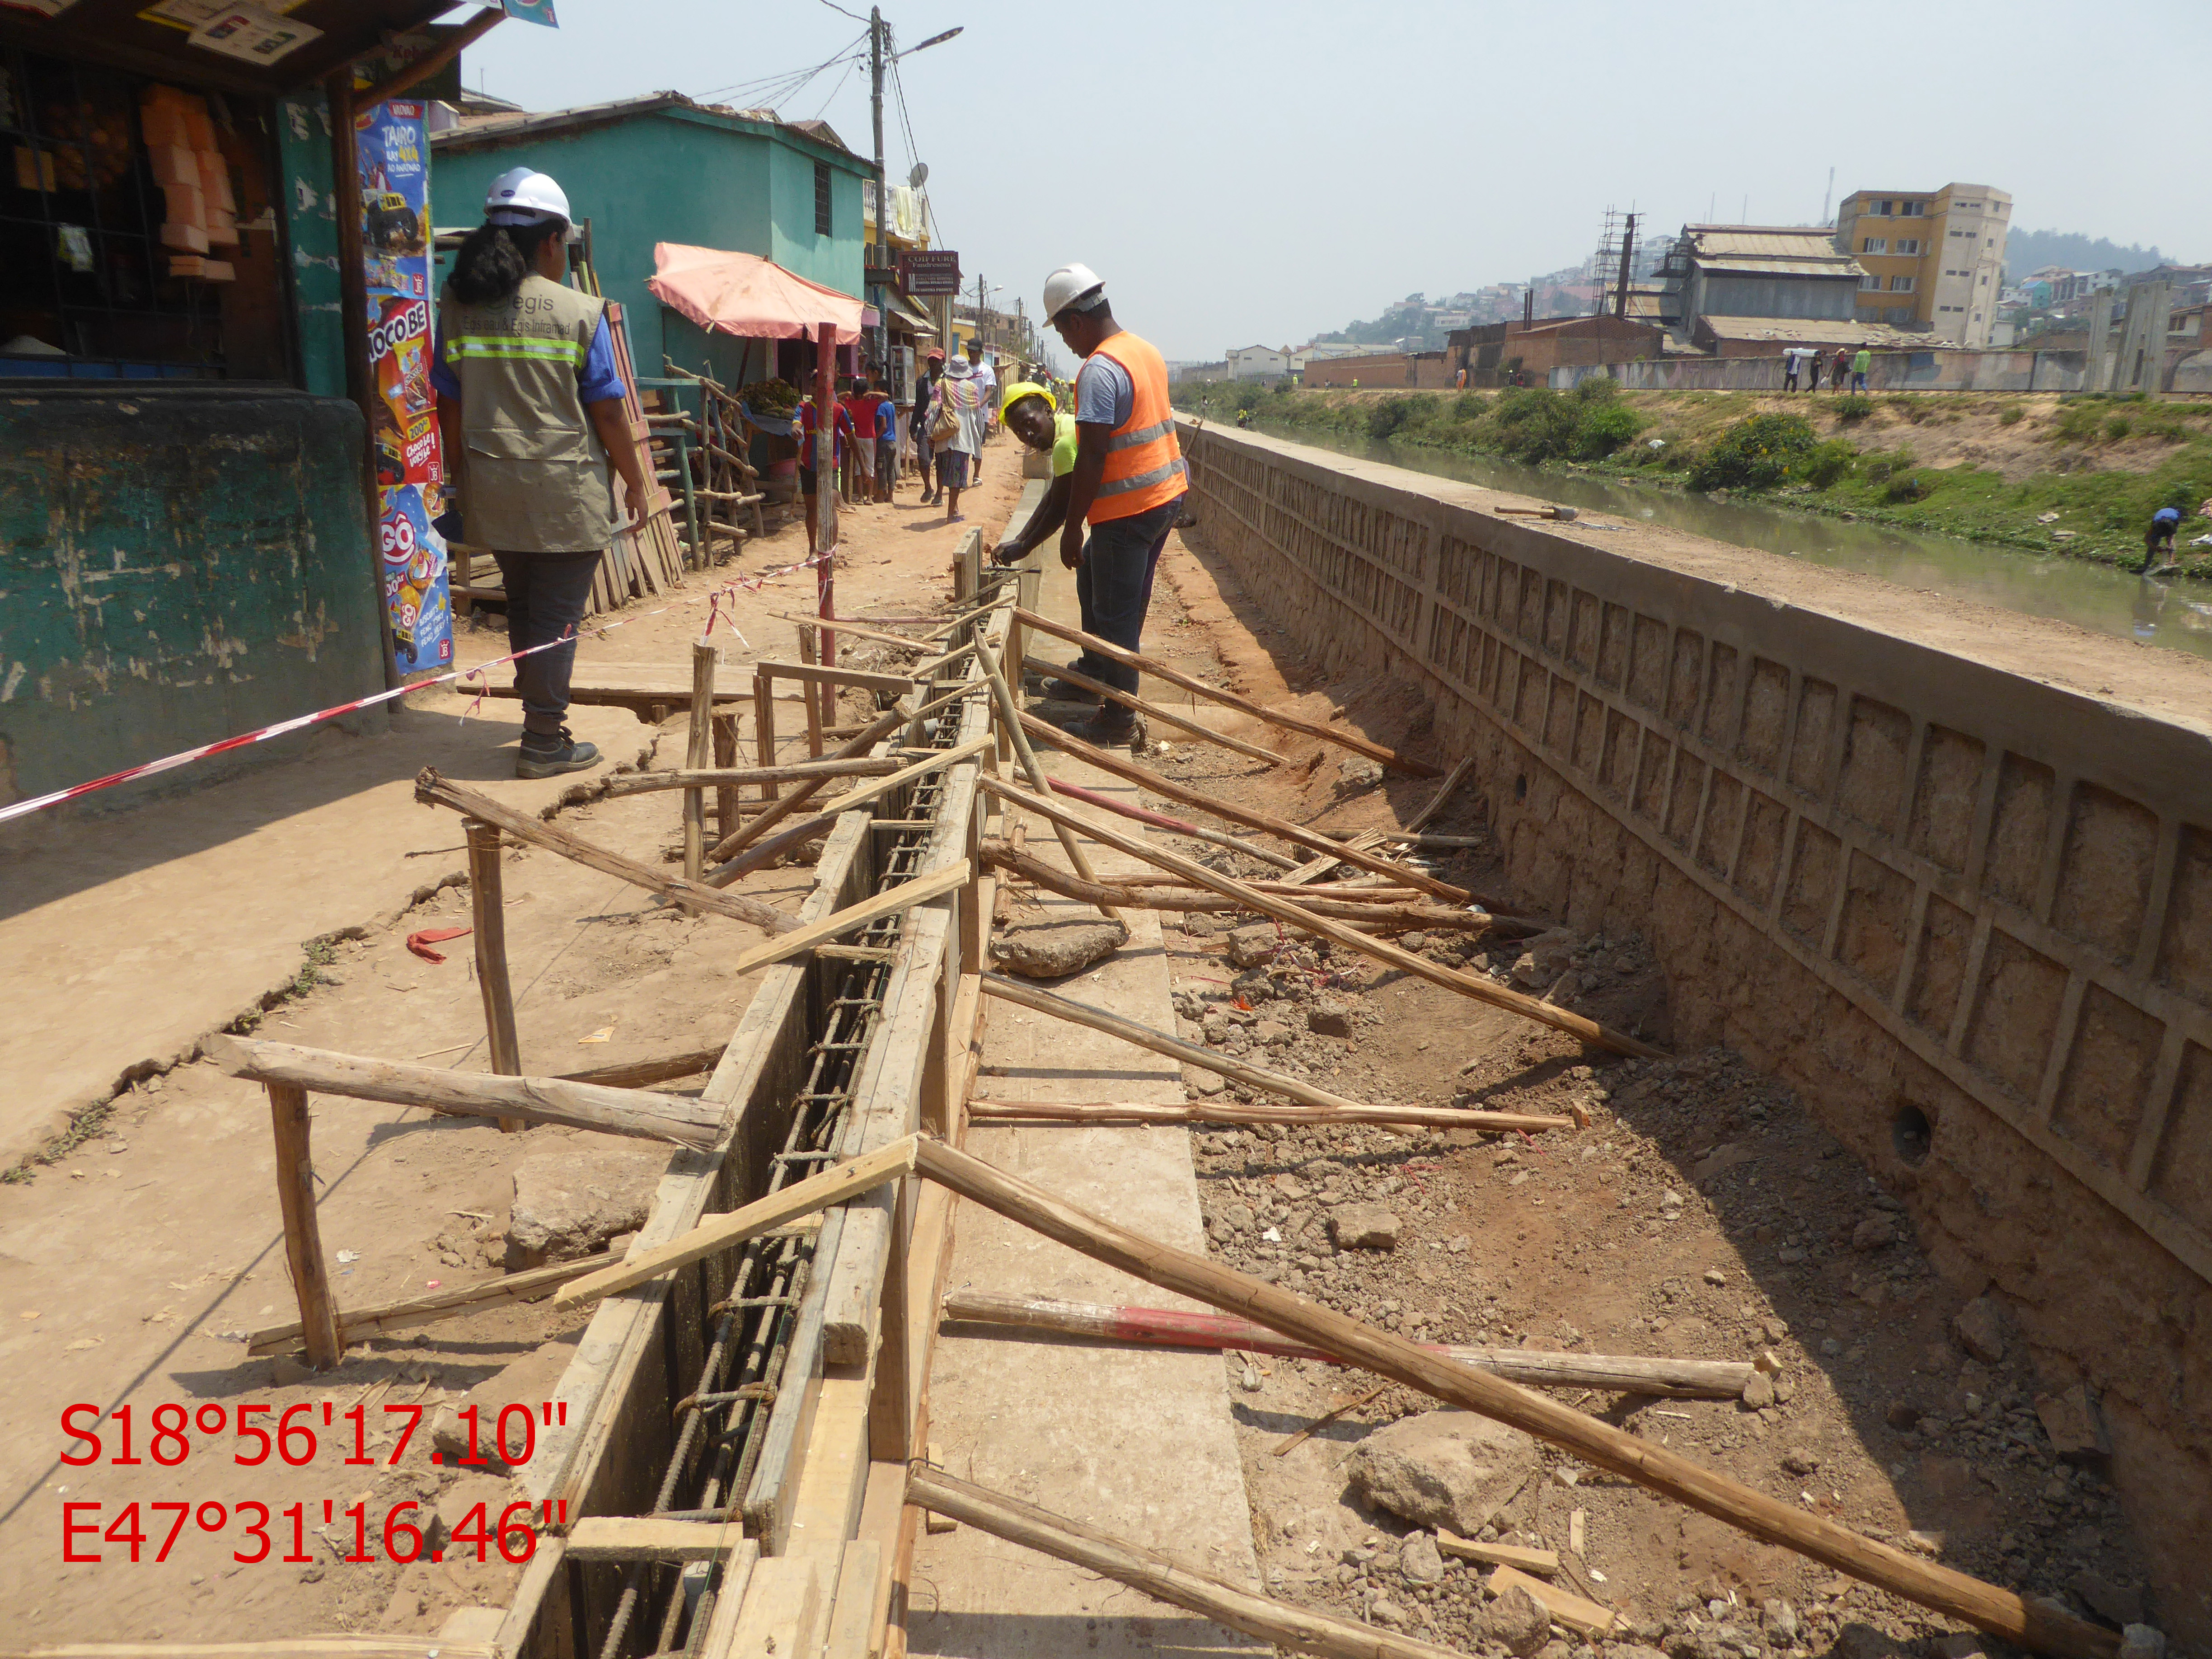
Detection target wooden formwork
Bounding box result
[493,539,1011,1659]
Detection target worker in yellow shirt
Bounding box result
[989,380,1076,571]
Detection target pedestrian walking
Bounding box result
[1851,346,1872,394]
[796,385,857,558]
[434,166,651,780]
[1832,347,1851,392]
[929,350,984,523]
[912,347,943,504]
[1807,350,1824,392]
[965,337,997,480]
[1783,347,1807,392]
[1040,261,1188,748]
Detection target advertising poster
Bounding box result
[354,98,451,674]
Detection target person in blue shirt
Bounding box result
[796,393,857,558]
[871,376,898,502]
[2147,504,2183,567]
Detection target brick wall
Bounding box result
[1182,420,2212,1639]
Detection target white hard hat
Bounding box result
[485,167,571,227]
[1042,263,1106,322]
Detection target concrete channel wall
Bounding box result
[1180,421,2212,1636]
[1548,348,2091,395]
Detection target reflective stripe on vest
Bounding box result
[447,335,589,366]
[1086,330,1185,524]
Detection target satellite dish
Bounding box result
[907,162,928,189]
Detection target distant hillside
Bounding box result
[2005,228,2165,281]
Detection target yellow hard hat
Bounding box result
[999,380,1054,419]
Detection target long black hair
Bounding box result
[449,216,563,305]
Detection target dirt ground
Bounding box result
[0,436,1026,1642]
[1008,534,2170,1655]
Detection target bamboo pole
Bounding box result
[211,1035,724,1149]
[711,712,741,841]
[684,642,716,887]
[1041,778,1298,870]
[1016,713,1467,903]
[906,1137,2118,1659]
[1021,653,1280,766]
[267,1081,341,1370]
[247,1247,620,1355]
[601,756,903,797]
[703,736,992,887]
[753,670,778,800]
[1012,606,1439,776]
[558,1045,727,1088]
[906,1464,1468,1659]
[414,769,798,936]
[795,625,826,757]
[1407,755,1477,832]
[977,973,1530,1123]
[938,1291,1753,1398]
[979,839,1505,934]
[967,622,1118,923]
[984,778,1661,1060]
[463,819,524,1132]
[723,861,969,979]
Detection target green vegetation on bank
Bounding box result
[1173,380,2212,570]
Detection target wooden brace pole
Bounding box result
[464,818,524,1131]
[906,1137,2118,1659]
[1020,653,1280,766]
[684,642,717,887]
[266,1081,341,1370]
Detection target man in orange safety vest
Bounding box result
[1039,262,1188,748]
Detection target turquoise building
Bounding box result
[431,94,872,388]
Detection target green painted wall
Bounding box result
[432,108,866,388]
[276,88,348,401]
[0,393,384,810]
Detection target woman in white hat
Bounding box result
[433,166,651,778]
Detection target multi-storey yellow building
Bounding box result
[1834,183,2011,346]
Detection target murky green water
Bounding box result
[1249,423,2212,662]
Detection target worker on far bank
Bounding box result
[1040,262,1187,748]
[435,166,651,780]
[1850,346,1872,394]
[2147,503,2184,567]
[1831,346,1851,392]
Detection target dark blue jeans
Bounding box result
[493,550,602,735]
[1073,494,1183,697]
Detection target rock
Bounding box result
[1762,1599,1799,1643]
[1228,923,1280,968]
[1780,1445,1820,1475]
[1254,1018,1292,1046]
[2118,1626,2167,1659]
[2073,1574,2145,1630]
[1330,1204,1401,1251]
[1308,1000,1354,1038]
[1834,1626,1907,1659]
[1953,1295,2006,1364]
[1337,756,1384,790]
[1702,1268,1728,1286]
[1366,1598,1411,1631]
[1399,1531,1447,1584]
[1510,927,1578,989]
[507,1142,669,1270]
[1400,932,1428,952]
[1851,1214,1898,1251]
[1208,1201,1255,1241]
[1614,1647,1671,1659]
[1344,1409,1542,1535]
[1181,914,1226,938]
[2035,1384,2110,1458]
[1739,1372,1775,1410]
[989,917,1128,979]
[1482,1582,1552,1657]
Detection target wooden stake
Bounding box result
[978,972,1542,1124]
[558,1045,728,1088]
[1434,1532,1558,1576]
[1021,653,1280,766]
[712,712,741,841]
[795,626,826,757]
[1039,778,1298,871]
[267,1081,341,1370]
[967,625,1117,923]
[1015,713,1467,903]
[246,1246,619,1355]
[906,1464,1467,1659]
[938,1290,1752,1397]
[984,779,1662,1060]
[907,1137,2117,1659]
[553,1136,922,1309]
[753,670,779,799]
[1275,1383,1389,1457]
[211,1035,724,1148]
[684,642,717,887]
[414,769,797,937]
[463,819,524,1132]
[704,736,992,887]
[1012,606,1440,776]
[1407,755,1477,833]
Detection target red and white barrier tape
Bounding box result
[0,544,842,827]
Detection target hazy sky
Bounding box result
[459,0,2211,364]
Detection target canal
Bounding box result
[1242,423,2212,662]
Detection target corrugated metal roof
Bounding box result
[438,93,864,162]
[1696,315,1945,347]
[1682,227,1847,259]
[1698,258,1862,278]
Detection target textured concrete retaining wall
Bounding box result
[1182,421,2212,1636]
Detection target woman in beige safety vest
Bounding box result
[434,166,651,779]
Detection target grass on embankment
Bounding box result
[1173,380,2212,571]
